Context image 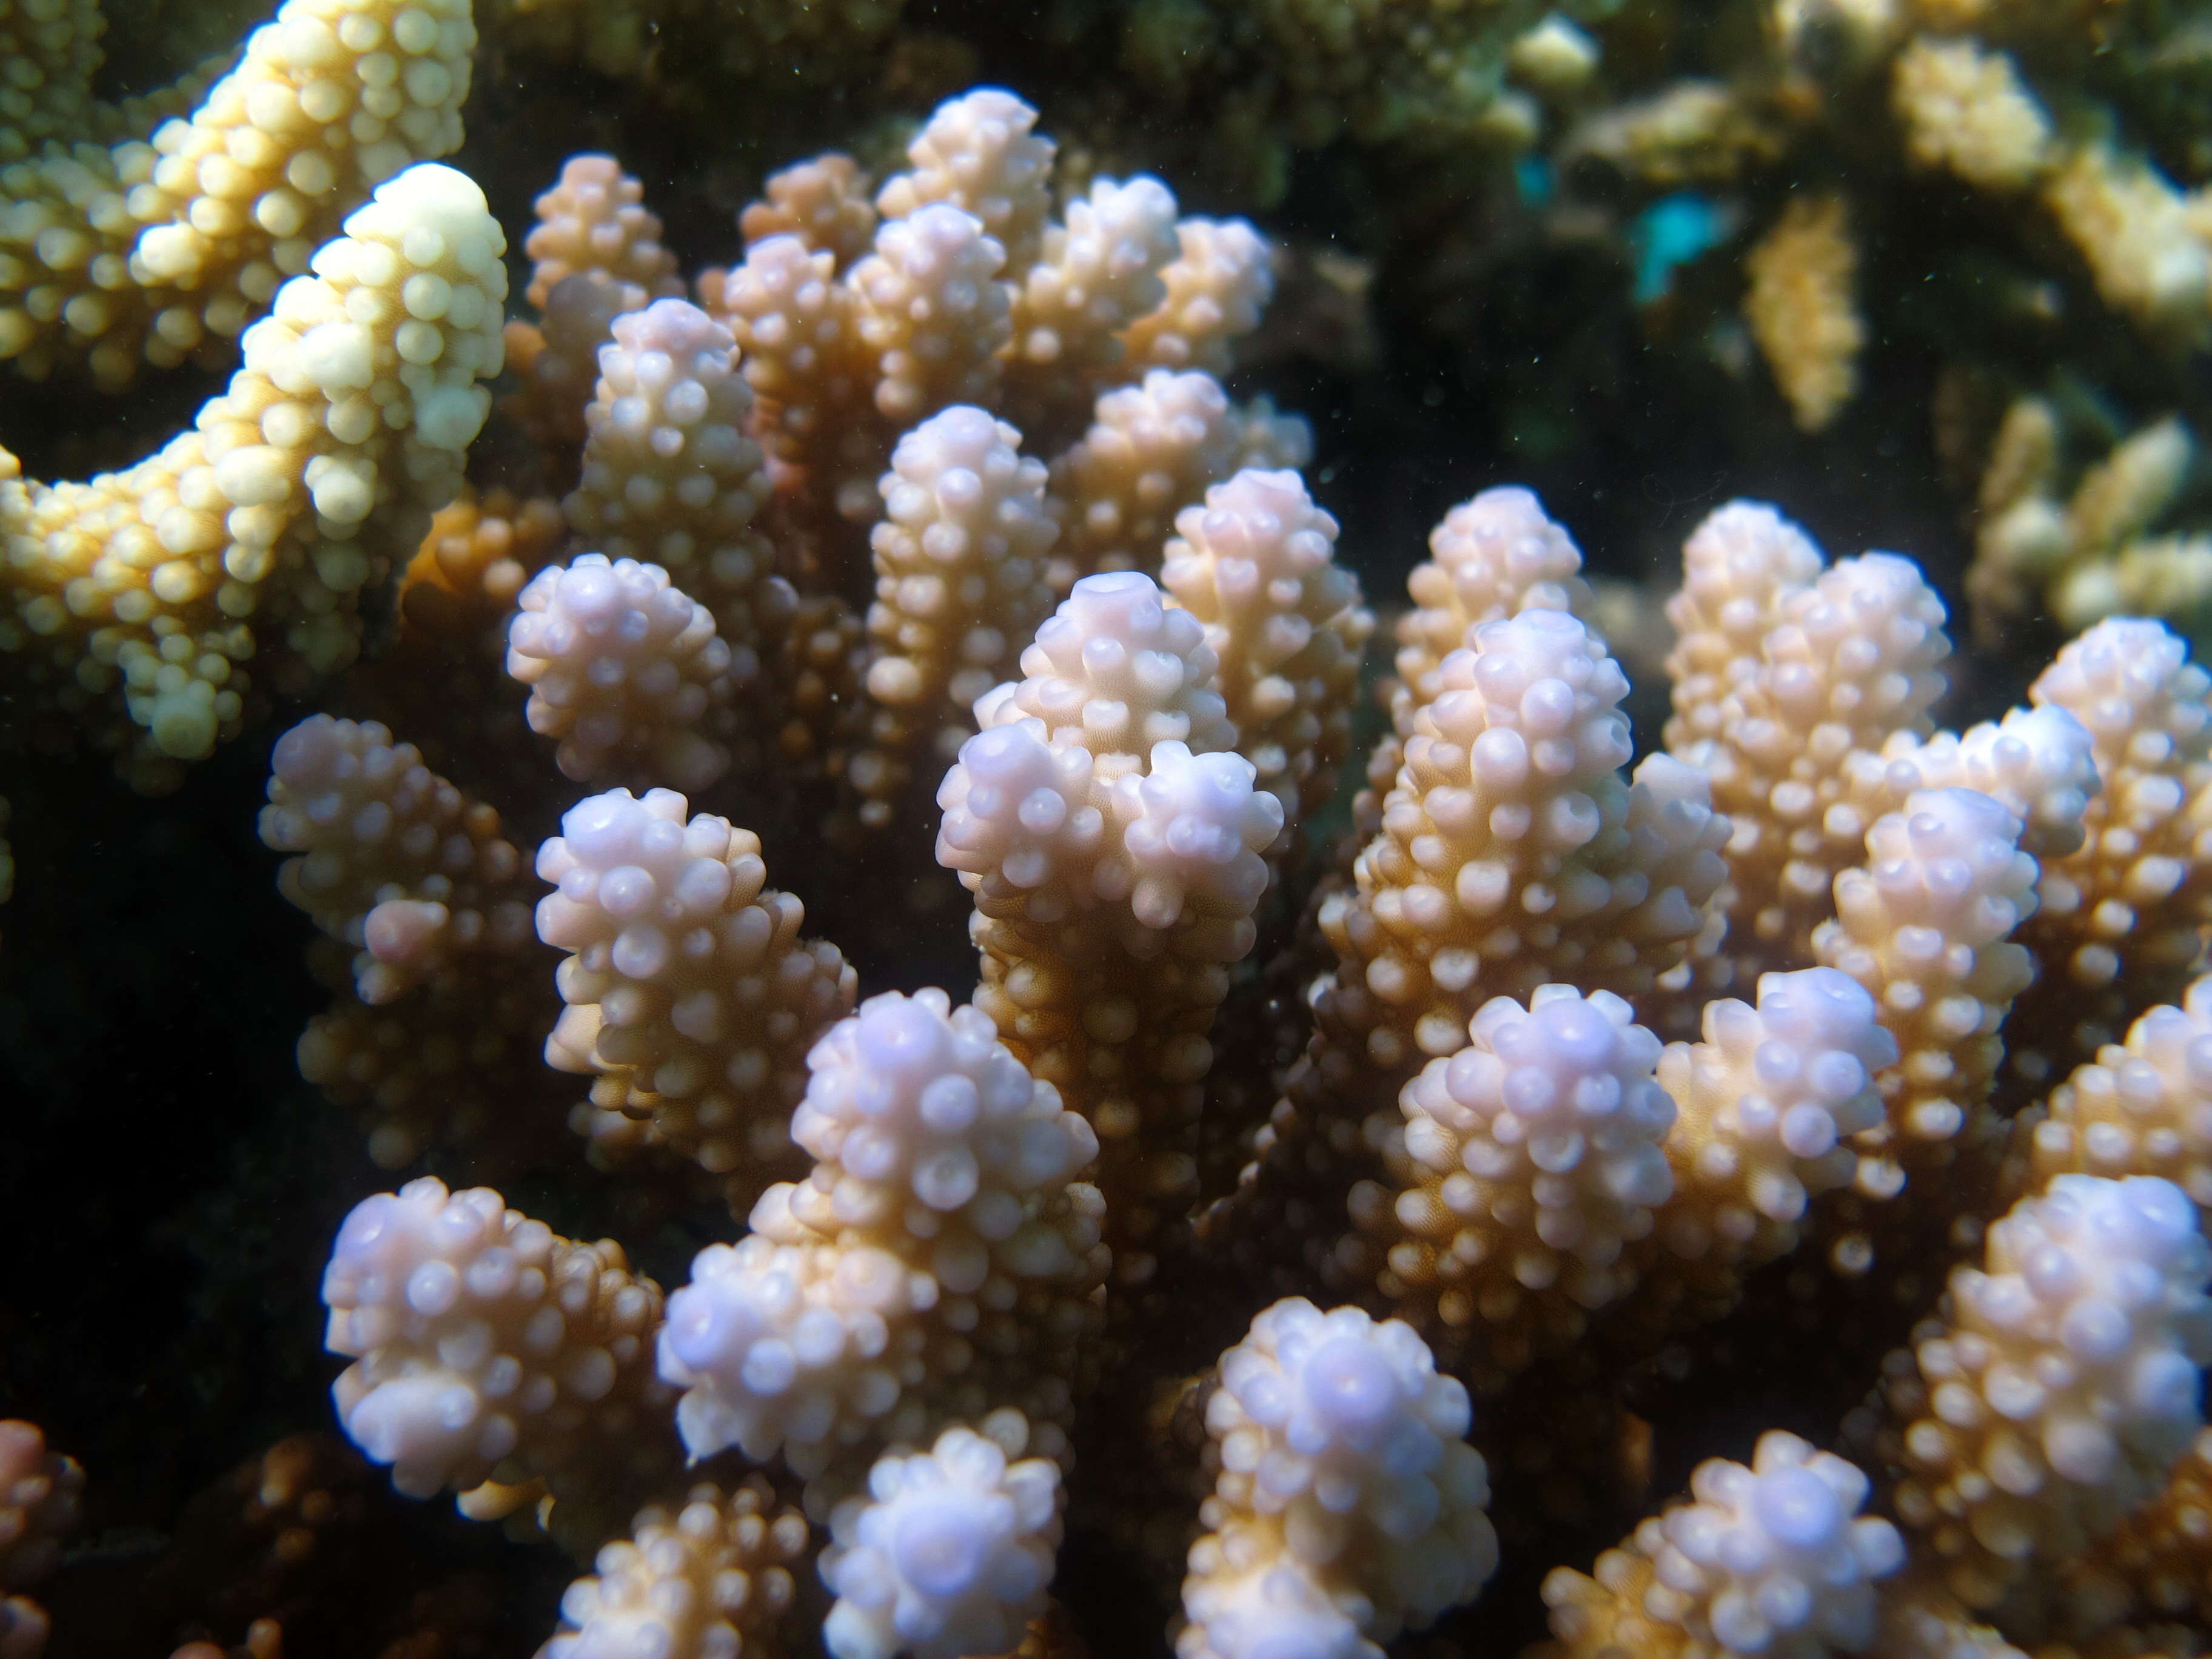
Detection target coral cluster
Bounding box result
[263,454,2212,1658]
[19,6,2212,1658]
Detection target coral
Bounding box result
[216,441,2212,1659]
[0,0,474,388]
[543,1475,809,1659]
[1178,1298,1498,1659]
[323,1175,680,1550]
[1968,400,2212,649]
[1742,195,1865,434]
[0,1423,79,1659]
[534,785,856,1200]
[2,160,504,789]
[821,1415,1063,1659]
[1159,467,1372,837]
[28,27,2212,1659]
[653,986,1102,1500]
[506,554,737,791]
[1537,1431,1905,1659]
[1873,1175,2212,1610]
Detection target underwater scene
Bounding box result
[6,0,2212,1653]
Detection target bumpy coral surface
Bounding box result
[24,24,2212,1659]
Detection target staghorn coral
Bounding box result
[0,0,474,389]
[820,1414,1064,1659]
[236,463,2212,1659]
[1967,398,2212,651]
[1,160,505,789]
[542,1474,809,1659]
[1741,194,1865,435]
[30,29,2212,1659]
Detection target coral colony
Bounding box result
[10,0,2212,1656]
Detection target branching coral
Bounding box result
[23,22,2212,1659]
[0,0,475,388]
[1968,397,2212,650]
[251,441,2212,1659]
[2,160,505,789]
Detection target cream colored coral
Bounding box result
[1872,1175,2212,1610]
[853,404,1058,824]
[560,298,785,736]
[1891,36,2054,193]
[2,160,504,789]
[705,230,874,485]
[1159,467,1372,834]
[1744,195,1866,434]
[739,151,877,267]
[1537,1430,1905,1659]
[657,988,1104,1489]
[1354,985,1677,1378]
[520,153,682,310]
[1661,499,1825,760]
[535,786,857,1199]
[1812,788,2039,1173]
[0,0,474,388]
[874,87,1054,274]
[2016,976,2212,1210]
[1703,552,1952,974]
[851,204,1011,423]
[1393,484,1593,739]
[821,1415,1064,1659]
[322,1175,677,1516]
[507,554,736,790]
[2043,147,2211,341]
[1341,609,1728,1070]
[2013,619,2212,1074]
[1178,1299,1498,1659]
[1047,369,1244,589]
[865,405,1057,716]
[939,572,1282,1284]
[1004,173,1178,404]
[1837,706,2099,868]
[1118,217,1274,378]
[258,714,534,1005]
[544,1477,809,1659]
[1651,967,1892,1273]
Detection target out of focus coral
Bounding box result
[1741,193,1863,432]
[0,1423,79,1659]
[1519,0,2212,596]
[1113,0,1558,202]
[1968,396,2212,648]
